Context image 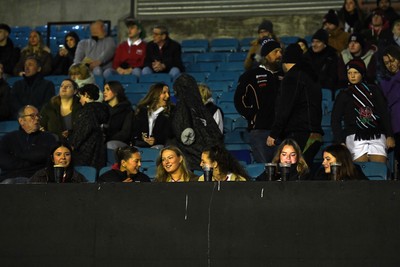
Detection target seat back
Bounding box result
[74,166,98,183]
[354,162,388,180]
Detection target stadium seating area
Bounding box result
[2,25,396,180]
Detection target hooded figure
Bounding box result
[171,73,223,170]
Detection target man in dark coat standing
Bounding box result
[234,38,282,163]
[267,43,323,168]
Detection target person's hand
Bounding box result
[152,60,165,72]
[122,177,133,182]
[59,47,68,57]
[61,130,69,138]
[116,67,126,75]
[89,60,102,70]
[266,136,276,147]
[387,136,396,149]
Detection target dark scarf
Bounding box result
[344,9,359,28]
[350,82,381,141]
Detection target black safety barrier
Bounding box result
[0,181,399,266]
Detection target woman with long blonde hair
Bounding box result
[155,146,197,182]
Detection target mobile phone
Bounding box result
[59,44,65,49]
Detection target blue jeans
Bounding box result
[249,129,276,163]
[141,66,181,80]
[103,68,142,79]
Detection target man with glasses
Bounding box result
[0,105,57,183]
[141,25,184,79]
[11,56,55,119]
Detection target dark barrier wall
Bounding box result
[1,182,400,266]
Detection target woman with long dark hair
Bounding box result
[314,144,367,180]
[103,80,134,149]
[199,144,249,181]
[30,142,86,183]
[52,31,80,75]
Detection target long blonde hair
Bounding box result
[155,146,192,182]
[21,30,49,57]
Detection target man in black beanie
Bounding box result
[337,32,377,88]
[267,43,323,169]
[234,38,282,163]
[244,20,279,70]
[323,9,349,53]
[304,28,339,94]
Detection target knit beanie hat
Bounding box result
[348,33,365,48]
[282,43,303,64]
[323,9,339,26]
[258,20,273,33]
[346,58,366,76]
[312,29,329,44]
[260,38,280,57]
[0,23,11,34]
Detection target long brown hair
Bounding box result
[272,139,309,177]
[135,82,171,115]
[323,144,358,180]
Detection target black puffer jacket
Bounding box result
[104,100,133,143]
[71,102,109,169]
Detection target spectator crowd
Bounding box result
[0,0,399,183]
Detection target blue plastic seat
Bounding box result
[196,52,226,63]
[354,162,388,180]
[99,166,112,177]
[206,81,233,93]
[125,83,151,94]
[106,74,138,86]
[210,38,240,52]
[227,52,247,62]
[219,102,239,119]
[186,72,208,82]
[74,166,98,183]
[223,117,234,133]
[217,91,235,104]
[280,36,300,47]
[106,148,116,166]
[225,144,252,164]
[181,53,196,65]
[139,73,172,84]
[224,131,248,145]
[232,116,248,132]
[139,147,160,164]
[126,92,146,108]
[207,71,241,83]
[181,39,209,53]
[0,120,19,138]
[217,62,244,72]
[245,163,265,180]
[239,37,254,52]
[186,62,218,73]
